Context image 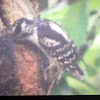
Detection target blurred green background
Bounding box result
[40,0,100,95]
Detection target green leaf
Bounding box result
[63,0,89,47]
[90,0,100,11]
[67,77,99,95]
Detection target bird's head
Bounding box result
[12,18,34,40]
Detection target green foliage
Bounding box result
[67,77,99,95]
[63,0,88,46]
[90,0,100,11]
[41,0,100,95]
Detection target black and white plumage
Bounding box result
[37,19,84,79]
[12,18,34,38]
[12,18,84,81]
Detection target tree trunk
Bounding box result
[0,0,48,95]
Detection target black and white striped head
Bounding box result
[12,18,34,39]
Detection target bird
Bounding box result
[12,18,85,94]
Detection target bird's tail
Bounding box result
[65,64,84,80]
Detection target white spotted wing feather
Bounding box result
[37,19,84,79]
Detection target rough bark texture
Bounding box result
[0,0,47,95]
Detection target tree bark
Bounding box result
[0,0,47,95]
